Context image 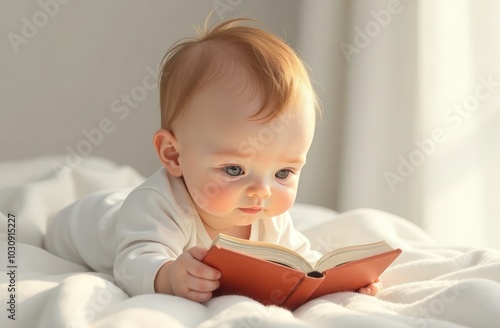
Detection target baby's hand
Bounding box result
[155,246,221,302]
[358,277,383,296]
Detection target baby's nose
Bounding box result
[246,181,271,198]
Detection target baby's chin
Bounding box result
[203,207,290,224]
[235,209,289,223]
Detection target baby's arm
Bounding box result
[114,187,220,298]
[154,246,221,302]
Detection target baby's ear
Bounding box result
[153,129,182,177]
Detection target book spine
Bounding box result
[281,274,325,311]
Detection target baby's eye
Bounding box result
[275,169,292,180]
[223,166,244,177]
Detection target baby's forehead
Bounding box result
[178,92,261,132]
[178,88,314,146]
[182,83,312,128]
[202,111,314,164]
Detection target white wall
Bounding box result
[293,0,346,210]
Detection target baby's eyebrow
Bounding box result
[285,158,306,165]
[212,150,252,159]
[277,156,306,166]
[213,150,305,166]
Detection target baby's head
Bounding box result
[154,18,320,229]
[158,17,319,131]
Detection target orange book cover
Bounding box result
[202,235,402,310]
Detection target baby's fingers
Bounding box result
[188,246,208,260]
[369,279,383,294]
[184,274,220,302]
[358,277,383,296]
[184,289,213,303]
[187,247,221,280]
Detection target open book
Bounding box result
[203,234,402,310]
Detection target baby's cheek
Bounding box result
[202,187,238,213]
[270,189,295,215]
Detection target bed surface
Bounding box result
[1,156,499,327]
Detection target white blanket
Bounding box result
[1,156,499,328]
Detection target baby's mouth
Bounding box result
[238,207,262,214]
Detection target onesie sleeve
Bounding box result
[113,186,192,296]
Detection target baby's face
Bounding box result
[173,84,315,232]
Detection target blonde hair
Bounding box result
[159,17,319,130]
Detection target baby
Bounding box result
[45,17,381,303]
